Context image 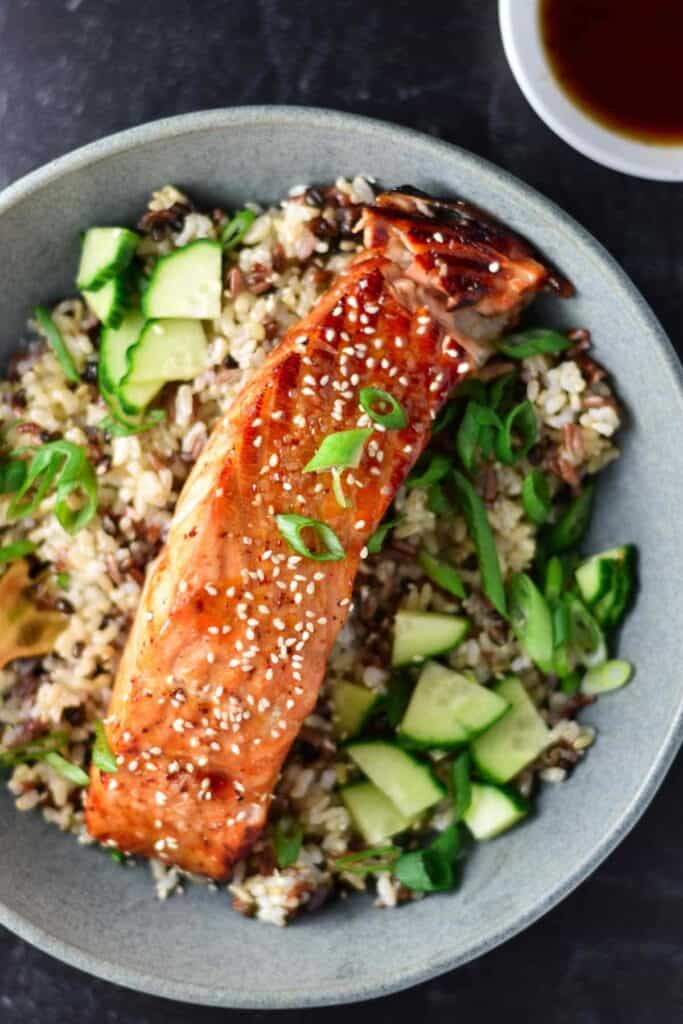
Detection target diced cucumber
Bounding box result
[142,240,223,320]
[470,676,551,784]
[76,227,139,291]
[463,782,529,840]
[83,274,131,328]
[581,659,633,696]
[99,311,146,396]
[118,319,208,413]
[391,610,469,667]
[332,682,380,740]
[347,741,445,817]
[398,661,509,748]
[340,781,412,845]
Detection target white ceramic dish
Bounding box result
[498,0,683,181]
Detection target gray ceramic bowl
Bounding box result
[1,107,682,1009]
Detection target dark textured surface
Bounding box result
[0,1,681,1021]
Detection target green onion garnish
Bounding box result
[304,428,372,508]
[560,671,582,696]
[432,401,458,436]
[522,469,551,524]
[304,429,372,473]
[367,519,396,555]
[0,460,27,495]
[452,470,507,617]
[359,387,407,430]
[581,659,632,696]
[406,452,451,490]
[551,601,572,677]
[275,513,345,562]
[221,209,256,251]
[508,573,554,673]
[100,409,166,437]
[456,401,502,474]
[333,846,400,875]
[33,305,80,383]
[451,752,472,824]
[497,328,572,360]
[488,371,519,413]
[56,571,70,589]
[394,825,461,893]
[495,400,538,465]
[109,849,126,865]
[92,720,118,775]
[543,555,566,602]
[564,593,606,668]
[427,483,452,516]
[0,540,36,564]
[43,751,90,787]
[273,818,304,869]
[545,482,594,555]
[417,549,466,598]
[7,440,98,535]
[0,731,69,768]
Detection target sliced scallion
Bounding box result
[427,483,452,516]
[545,483,594,554]
[452,470,507,617]
[273,818,304,869]
[451,752,472,824]
[0,540,36,564]
[417,549,466,598]
[43,751,89,787]
[495,400,538,465]
[488,371,519,413]
[581,659,632,696]
[544,555,566,603]
[432,401,458,436]
[33,305,80,383]
[565,593,606,668]
[92,720,118,774]
[275,513,345,562]
[0,730,69,768]
[101,409,166,437]
[359,387,407,430]
[394,825,461,893]
[508,572,554,673]
[7,440,98,535]
[498,328,572,360]
[0,460,27,495]
[304,428,372,508]
[406,452,451,490]
[367,519,396,555]
[221,209,256,251]
[522,469,551,525]
[456,402,502,474]
[333,846,399,876]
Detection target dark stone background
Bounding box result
[0,1,681,1021]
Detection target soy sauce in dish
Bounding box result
[540,0,683,144]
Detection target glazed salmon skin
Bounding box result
[86,189,567,878]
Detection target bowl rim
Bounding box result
[498,0,683,182]
[1,105,682,1008]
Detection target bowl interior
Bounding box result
[498,0,683,181]
[1,108,682,1008]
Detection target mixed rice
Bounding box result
[0,180,622,925]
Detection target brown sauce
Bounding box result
[540,0,683,144]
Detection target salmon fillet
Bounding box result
[85,188,568,878]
